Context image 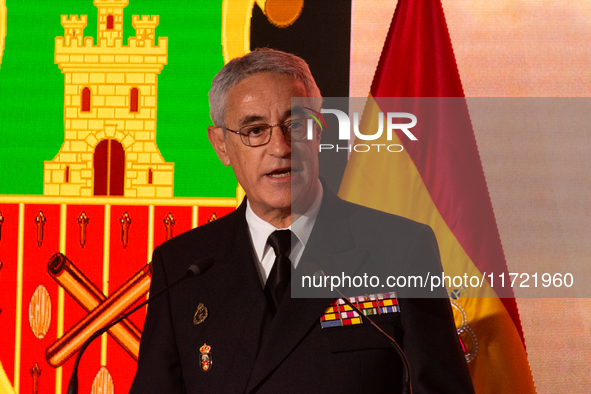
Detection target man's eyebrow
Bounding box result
[281,108,293,119]
[291,106,305,117]
[238,115,265,126]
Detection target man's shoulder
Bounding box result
[349,199,426,227]
[322,189,432,238]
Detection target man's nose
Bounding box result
[267,125,291,155]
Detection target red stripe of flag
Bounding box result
[369,0,524,342]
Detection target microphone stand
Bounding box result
[327,275,413,394]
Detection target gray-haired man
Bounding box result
[131,49,474,394]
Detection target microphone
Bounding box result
[67,258,214,394]
[305,264,412,394]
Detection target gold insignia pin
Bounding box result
[200,343,212,372]
[193,302,208,325]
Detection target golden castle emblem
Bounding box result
[44,0,174,198]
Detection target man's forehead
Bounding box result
[236,108,292,126]
[226,73,310,124]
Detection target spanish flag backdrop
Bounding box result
[338,1,534,392]
[0,1,589,393]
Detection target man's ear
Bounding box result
[207,126,231,166]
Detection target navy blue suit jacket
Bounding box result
[130,187,474,393]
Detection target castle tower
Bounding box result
[95,0,127,46]
[44,0,174,198]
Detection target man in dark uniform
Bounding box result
[130,48,475,393]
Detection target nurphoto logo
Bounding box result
[306,107,418,153]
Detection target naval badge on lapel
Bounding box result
[194,303,208,325]
[200,343,212,372]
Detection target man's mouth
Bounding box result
[267,168,292,178]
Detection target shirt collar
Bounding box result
[246,179,323,262]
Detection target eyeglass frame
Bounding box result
[224,118,310,147]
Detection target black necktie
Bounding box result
[264,230,293,314]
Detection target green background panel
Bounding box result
[0,0,236,197]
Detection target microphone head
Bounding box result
[188,258,214,277]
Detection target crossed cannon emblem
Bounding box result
[44,210,183,366]
[45,253,151,367]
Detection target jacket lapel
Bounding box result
[245,187,368,392]
[186,201,269,392]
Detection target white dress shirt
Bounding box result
[246,180,323,286]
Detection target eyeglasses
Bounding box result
[225,118,309,147]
